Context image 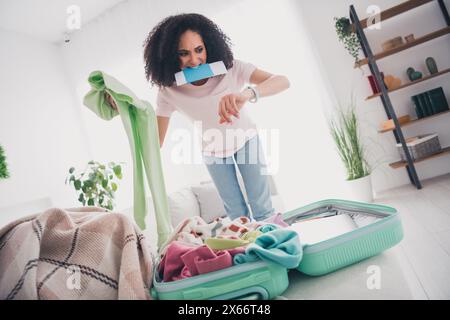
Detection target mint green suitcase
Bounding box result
[151,199,403,299]
[283,199,403,276]
[151,260,289,300]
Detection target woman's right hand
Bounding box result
[218,92,246,124]
[104,92,118,111]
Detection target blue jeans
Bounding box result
[203,135,275,221]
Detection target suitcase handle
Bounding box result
[182,270,272,300]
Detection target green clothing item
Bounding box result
[83,70,173,249]
[241,230,263,243]
[205,237,250,250]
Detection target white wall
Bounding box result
[0,28,91,209]
[298,0,450,193]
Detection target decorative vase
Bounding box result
[367,72,385,94]
[411,71,423,81]
[347,175,373,203]
[383,75,402,90]
[407,67,422,81]
[407,67,415,81]
[426,57,438,74]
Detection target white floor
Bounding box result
[373,173,450,300]
[283,173,450,300]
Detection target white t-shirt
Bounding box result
[156,59,258,158]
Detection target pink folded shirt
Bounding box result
[158,241,245,282]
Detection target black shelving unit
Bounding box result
[349,0,450,190]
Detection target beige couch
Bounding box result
[121,175,285,249]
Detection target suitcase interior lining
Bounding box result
[284,204,388,228]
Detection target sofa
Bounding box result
[167,175,285,228]
[119,175,284,250]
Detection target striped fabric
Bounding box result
[0,207,155,300]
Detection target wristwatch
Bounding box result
[246,86,259,103]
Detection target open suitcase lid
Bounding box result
[282,199,403,276]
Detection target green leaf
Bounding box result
[87,198,94,206]
[78,193,84,203]
[74,180,82,190]
[88,160,94,165]
[113,165,121,176]
[111,182,118,192]
[84,180,93,188]
[69,167,75,174]
[102,179,108,189]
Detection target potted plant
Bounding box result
[329,100,373,202]
[66,160,123,210]
[334,17,362,64]
[0,145,10,180]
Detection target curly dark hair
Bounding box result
[143,13,234,88]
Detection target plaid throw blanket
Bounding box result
[0,207,155,300]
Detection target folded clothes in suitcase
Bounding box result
[151,216,300,300]
[283,199,404,276]
[151,199,403,299]
[151,259,289,300]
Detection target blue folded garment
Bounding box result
[257,223,279,233]
[233,229,303,269]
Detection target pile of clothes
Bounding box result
[157,214,303,282]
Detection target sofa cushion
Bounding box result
[167,188,201,228]
[191,181,228,223]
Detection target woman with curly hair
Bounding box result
[141,13,290,222]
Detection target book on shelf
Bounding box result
[412,95,424,119]
[412,87,450,119]
[427,87,449,114]
[418,93,432,117]
[424,93,439,115]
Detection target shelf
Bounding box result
[350,0,450,189]
[390,146,450,168]
[354,26,450,68]
[379,109,450,133]
[366,68,450,100]
[355,0,434,30]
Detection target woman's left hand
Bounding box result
[218,93,248,124]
